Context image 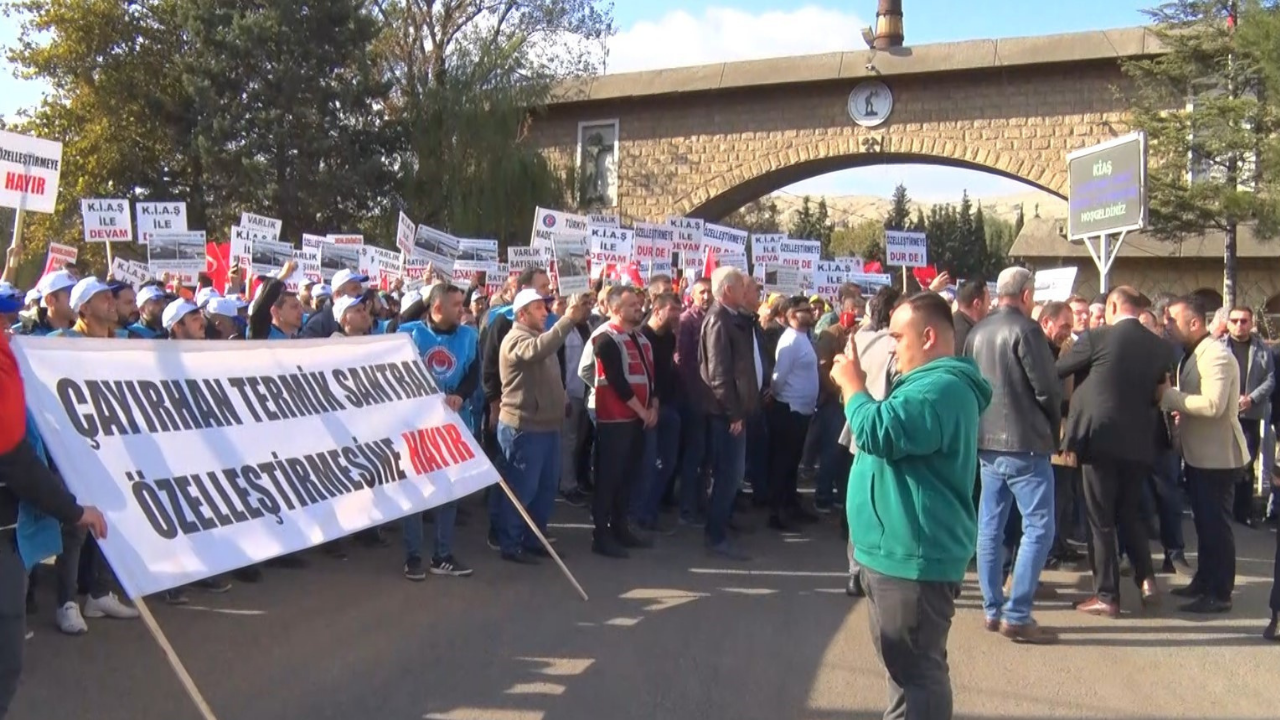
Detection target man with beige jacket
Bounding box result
[1159,295,1250,614]
[495,288,592,564]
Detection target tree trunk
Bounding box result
[1223,221,1238,310]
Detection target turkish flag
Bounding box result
[912,265,939,288]
[863,260,883,274]
[206,242,231,293]
[702,246,717,280]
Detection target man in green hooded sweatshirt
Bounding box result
[832,291,992,720]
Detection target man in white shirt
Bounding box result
[766,296,819,531]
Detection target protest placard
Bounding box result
[318,240,361,282]
[249,239,295,277]
[531,207,590,251]
[111,257,151,287]
[452,239,498,288]
[358,245,401,280]
[326,234,363,246]
[240,212,282,241]
[885,230,929,267]
[81,199,132,242]
[588,212,620,228]
[764,264,801,295]
[750,233,785,273]
[508,245,547,272]
[12,334,499,598]
[396,212,416,255]
[42,242,78,275]
[0,129,62,214]
[1034,266,1079,302]
[588,226,634,266]
[136,202,188,245]
[553,233,590,295]
[412,224,459,275]
[149,231,207,281]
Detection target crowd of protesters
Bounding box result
[2,254,1280,720]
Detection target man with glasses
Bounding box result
[1222,307,1275,527]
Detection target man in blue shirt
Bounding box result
[13,271,76,336]
[766,296,820,531]
[125,284,170,339]
[397,283,479,580]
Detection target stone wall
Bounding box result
[529,63,1133,222]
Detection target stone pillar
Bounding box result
[874,0,904,49]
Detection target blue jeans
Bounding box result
[678,403,709,522]
[707,416,746,546]
[403,502,457,561]
[632,404,682,526]
[812,399,847,506]
[976,451,1055,626]
[495,422,561,555]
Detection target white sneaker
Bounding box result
[56,601,88,635]
[83,592,140,619]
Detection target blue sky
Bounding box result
[0,1,1153,202]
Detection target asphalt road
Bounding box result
[10,499,1278,720]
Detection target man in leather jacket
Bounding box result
[963,267,1061,644]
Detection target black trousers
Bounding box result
[1186,465,1238,601]
[592,420,645,540]
[0,535,25,720]
[861,567,957,720]
[765,404,810,515]
[1082,457,1154,605]
[1271,514,1280,613]
[1050,463,1078,558]
[1237,419,1262,523]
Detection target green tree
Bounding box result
[374,0,614,246]
[722,197,782,234]
[1122,0,1280,307]
[1012,203,1025,238]
[829,218,884,262]
[884,183,912,230]
[983,213,1018,277]
[182,0,396,238]
[788,196,835,252]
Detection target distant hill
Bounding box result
[770,190,1067,227]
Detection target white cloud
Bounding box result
[606,6,867,74]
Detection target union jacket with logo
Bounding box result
[588,322,655,423]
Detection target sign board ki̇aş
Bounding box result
[1067,132,1148,240]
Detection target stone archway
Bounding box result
[678,151,1062,222]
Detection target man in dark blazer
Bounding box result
[1056,286,1171,617]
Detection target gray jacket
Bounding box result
[1221,334,1275,421]
[964,305,1061,454]
[838,327,898,453]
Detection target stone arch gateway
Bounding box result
[528,27,1163,221]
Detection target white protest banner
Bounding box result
[508,245,547,272]
[0,129,63,214]
[588,226,634,266]
[1033,266,1079,302]
[110,257,151,287]
[552,233,590,295]
[249,238,295,277]
[326,234,364,246]
[750,233,785,273]
[136,202,188,245]
[240,212,282,241]
[358,245,401,279]
[43,242,78,276]
[148,231,206,282]
[814,260,861,301]
[764,264,801,295]
[412,224,459,276]
[701,221,748,252]
[318,240,362,282]
[531,207,590,250]
[81,199,132,242]
[283,248,320,291]
[885,230,929,268]
[396,212,416,255]
[634,222,674,281]
[779,238,822,292]
[588,212,620,227]
[402,256,432,293]
[487,264,507,296]
[452,239,498,288]
[667,216,703,256]
[834,256,866,273]
[12,334,499,598]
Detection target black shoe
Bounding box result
[501,550,539,565]
[487,528,500,551]
[1178,596,1232,614]
[430,555,473,577]
[1264,613,1278,641]
[404,556,427,582]
[1171,583,1205,599]
[846,575,865,598]
[790,506,820,524]
[524,545,558,559]
[233,566,263,583]
[592,538,630,559]
[635,518,678,536]
[615,530,653,549]
[559,489,589,508]
[1167,553,1194,578]
[767,514,795,532]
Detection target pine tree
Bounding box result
[973,203,990,277]
[1013,204,1025,238]
[885,183,913,230]
[722,197,782,233]
[1123,0,1280,307]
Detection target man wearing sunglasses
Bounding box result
[1222,306,1275,527]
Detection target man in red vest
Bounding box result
[587,285,657,558]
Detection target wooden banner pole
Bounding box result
[134,597,220,720]
[494,475,589,602]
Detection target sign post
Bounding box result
[884,229,928,290]
[1,129,65,267]
[1066,132,1148,293]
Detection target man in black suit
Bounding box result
[1056,286,1170,617]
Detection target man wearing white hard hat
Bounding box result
[301,269,367,339]
[163,298,205,340]
[42,277,143,633]
[124,284,171,339]
[13,270,77,336]
[194,286,222,309]
[204,298,244,340]
[330,293,373,337]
